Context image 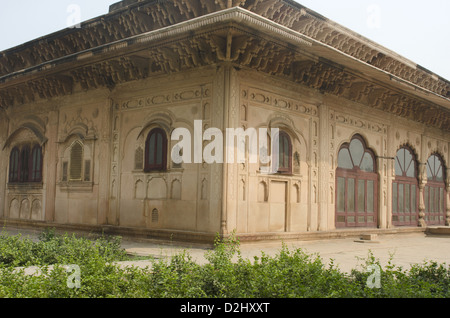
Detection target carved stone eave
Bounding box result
[0,6,449,131]
[1,0,448,99]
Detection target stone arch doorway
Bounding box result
[336,135,378,228]
[424,154,447,226]
[392,146,419,226]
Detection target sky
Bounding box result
[0,0,449,80]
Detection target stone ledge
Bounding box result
[0,218,217,247]
[0,218,428,247]
[232,227,426,245]
[425,227,450,236]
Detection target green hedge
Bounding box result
[0,229,448,298]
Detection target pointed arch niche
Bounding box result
[58,135,95,192]
[335,135,378,228]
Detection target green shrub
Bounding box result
[0,228,129,267]
[0,229,448,298]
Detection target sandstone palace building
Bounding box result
[0,0,449,243]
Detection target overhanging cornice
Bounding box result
[1,0,449,98]
[0,6,449,131]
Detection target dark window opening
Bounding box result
[275,131,292,174]
[145,128,167,172]
[9,144,43,184]
[70,142,83,181]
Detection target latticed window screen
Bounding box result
[135,147,144,170]
[151,209,159,223]
[70,142,83,181]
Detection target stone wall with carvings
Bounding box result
[1,101,51,223]
[0,0,449,242]
[0,60,448,241]
[224,67,450,237]
[232,70,314,234]
[112,66,220,233]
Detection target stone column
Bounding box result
[446,168,450,226]
[217,63,239,236]
[381,156,395,229]
[417,162,427,228]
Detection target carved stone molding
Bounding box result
[1,0,448,98]
[0,4,449,132]
[333,113,386,135]
[242,86,318,116]
[120,84,211,110]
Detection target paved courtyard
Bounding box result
[121,231,450,273]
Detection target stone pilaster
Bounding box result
[0,109,9,218]
[44,109,59,222]
[218,63,240,236]
[317,103,328,231]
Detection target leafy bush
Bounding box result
[0,228,129,267]
[0,229,448,298]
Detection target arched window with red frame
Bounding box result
[276,131,292,174]
[424,154,446,225]
[9,147,20,183]
[145,128,168,172]
[336,135,378,228]
[392,147,419,226]
[9,144,43,183]
[19,146,30,183]
[31,145,43,183]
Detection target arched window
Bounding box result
[336,135,378,228]
[9,144,43,183]
[70,141,83,181]
[61,140,91,184]
[273,131,292,174]
[20,146,30,182]
[9,147,20,183]
[424,154,446,225]
[392,147,419,226]
[31,145,43,183]
[145,128,168,172]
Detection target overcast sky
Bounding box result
[1,0,449,80]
